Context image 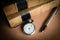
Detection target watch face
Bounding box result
[23,23,35,35]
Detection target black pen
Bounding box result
[40,7,58,32]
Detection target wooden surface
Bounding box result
[1,0,60,40]
[1,4,60,40]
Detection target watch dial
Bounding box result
[23,23,35,35]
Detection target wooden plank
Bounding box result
[3,3,18,16]
[3,0,53,16]
[6,0,59,27]
[28,0,53,8]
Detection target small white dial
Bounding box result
[23,23,35,35]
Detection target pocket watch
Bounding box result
[23,19,35,35]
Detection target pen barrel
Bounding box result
[40,7,58,32]
[45,7,58,26]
